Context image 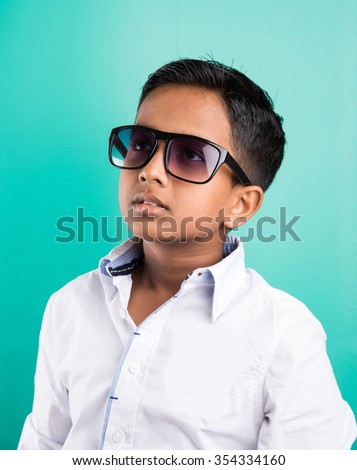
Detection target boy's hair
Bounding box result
[138,58,285,191]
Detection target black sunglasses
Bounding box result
[109,125,251,185]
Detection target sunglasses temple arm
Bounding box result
[225,155,251,186]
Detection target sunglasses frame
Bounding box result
[109,125,251,186]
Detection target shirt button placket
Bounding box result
[104,308,171,449]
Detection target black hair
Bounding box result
[138,58,285,191]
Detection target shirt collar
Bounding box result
[99,236,144,277]
[187,234,247,322]
[99,234,247,323]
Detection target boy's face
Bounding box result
[119,84,242,244]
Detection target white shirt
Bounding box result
[18,235,356,450]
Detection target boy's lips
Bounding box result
[133,193,168,215]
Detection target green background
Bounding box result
[0,0,356,449]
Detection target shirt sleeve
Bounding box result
[257,311,357,449]
[18,292,72,449]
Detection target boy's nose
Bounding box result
[138,140,169,186]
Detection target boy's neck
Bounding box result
[137,238,226,294]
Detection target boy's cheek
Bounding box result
[118,179,131,216]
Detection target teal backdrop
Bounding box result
[0,0,356,449]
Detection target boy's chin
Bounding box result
[132,229,190,245]
[130,225,225,246]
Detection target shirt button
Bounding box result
[129,362,141,375]
[112,430,124,443]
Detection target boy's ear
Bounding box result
[224,185,264,229]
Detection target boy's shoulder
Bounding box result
[44,238,140,321]
[54,267,104,299]
[242,265,325,339]
[45,267,107,323]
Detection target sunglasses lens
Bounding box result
[111,128,156,168]
[167,138,220,182]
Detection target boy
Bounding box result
[19,58,356,449]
